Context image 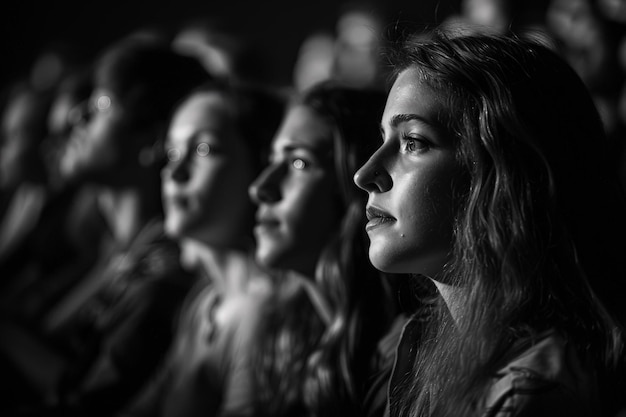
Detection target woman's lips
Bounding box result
[165,194,189,210]
[254,211,281,236]
[365,206,396,232]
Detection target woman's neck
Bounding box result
[180,239,254,294]
[429,278,463,324]
[97,188,154,248]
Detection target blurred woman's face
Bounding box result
[162,91,255,247]
[59,88,138,183]
[249,105,341,276]
[353,68,460,277]
[0,93,43,187]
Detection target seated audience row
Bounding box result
[0,16,625,417]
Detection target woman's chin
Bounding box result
[367,251,405,274]
[368,248,448,277]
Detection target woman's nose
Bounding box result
[353,151,392,194]
[67,100,91,128]
[163,158,190,183]
[249,164,282,204]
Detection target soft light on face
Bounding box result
[249,105,341,276]
[59,88,131,183]
[0,92,39,187]
[162,91,255,247]
[353,68,460,278]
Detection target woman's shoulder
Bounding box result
[483,330,598,417]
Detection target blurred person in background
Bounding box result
[331,3,386,90]
[459,0,511,33]
[120,79,284,417]
[440,0,554,43]
[0,64,108,324]
[292,30,336,93]
[0,82,54,267]
[172,17,271,85]
[248,81,398,417]
[0,35,210,416]
[547,0,626,193]
[43,66,94,190]
[292,3,386,93]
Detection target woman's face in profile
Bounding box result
[354,68,460,278]
[162,91,255,246]
[0,92,42,187]
[249,105,341,276]
[59,88,136,183]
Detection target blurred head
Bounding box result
[598,0,626,23]
[546,0,616,93]
[333,4,384,89]
[461,0,511,33]
[47,68,93,144]
[0,82,52,188]
[161,81,284,248]
[173,18,267,84]
[42,67,93,187]
[249,81,385,277]
[249,81,389,416]
[292,31,335,92]
[29,41,81,93]
[60,36,210,186]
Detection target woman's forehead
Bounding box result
[383,70,446,126]
[175,92,231,125]
[167,93,237,145]
[271,105,333,151]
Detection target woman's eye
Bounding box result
[95,95,112,111]
[166,148,181,162]
[196,142,211,157]
[402,135,429,153]
[292,158,307,170]
[405,139,416,152]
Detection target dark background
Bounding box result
[1,0,467,89]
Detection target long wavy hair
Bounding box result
[387,30,626,416]
[254,81,397,417]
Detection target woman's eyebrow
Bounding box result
[388,113,443,131]
[275,141,333,163]
[190,128,220,142]
[281,143,318,153]
[279,138,331,155]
